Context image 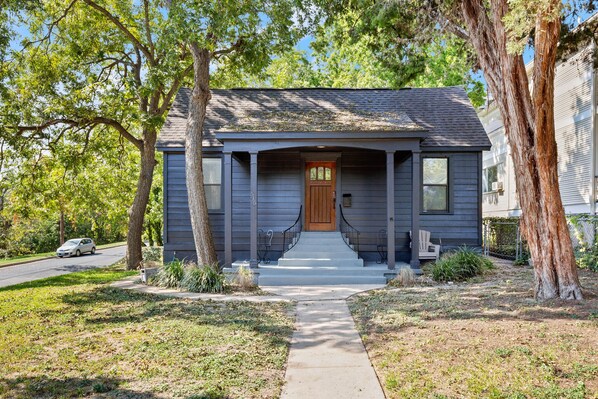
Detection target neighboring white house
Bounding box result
[479,45,598,217]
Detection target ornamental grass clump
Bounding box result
[153,258,185,288]
[233,265,257,291]
[180,263,225,293]
[432,246,494,282]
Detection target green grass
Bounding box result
[349,259,598,399]
[0,264,294,398]
[0,241,127,267]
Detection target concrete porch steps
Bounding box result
[260,232,392,285]
[224,232,401,286]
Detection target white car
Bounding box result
[56,238,96,257]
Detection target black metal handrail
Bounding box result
[339,204,360,254]
[282,206,302,255]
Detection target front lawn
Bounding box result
[0,265,294,398]
[349,259,598,399]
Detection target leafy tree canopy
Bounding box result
[213,9,485,106]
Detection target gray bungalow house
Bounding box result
[156,87,490,284]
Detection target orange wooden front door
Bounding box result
[305,161,336,231]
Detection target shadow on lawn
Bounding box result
[57,286,292,345]
[0,376,231,399]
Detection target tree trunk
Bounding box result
[125,130,157,270]
[461,0,583,300]
[59,210,65,245]
[185,43,218,266]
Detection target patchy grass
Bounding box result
[0,263,294,398]
[349,259,598,399]
[0,242,127,267]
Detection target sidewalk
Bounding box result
[262,286,386,399]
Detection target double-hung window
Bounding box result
[203,158,222,211]
[483,164,499,193]
[422,157,449,213]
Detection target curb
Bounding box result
[0,244,127,269]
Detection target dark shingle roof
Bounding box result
[157,87,490,149]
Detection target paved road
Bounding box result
[0,246,127,288]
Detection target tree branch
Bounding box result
[212,38,245,58]
[158,62,193,115]
[143,0,156,56]
[16,117,144,151]
[82,0,156,66]
[23,0,79,49]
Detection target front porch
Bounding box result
[218,141,427,272]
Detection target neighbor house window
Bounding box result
[483,164,499,192]
[422,157,449,212]
[203,158,222,211]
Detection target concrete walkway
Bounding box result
[261,285,386,399]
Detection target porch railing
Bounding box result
[282,206,302,255]
[339,204,360,255]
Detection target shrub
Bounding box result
[432,246,494,282]
[575,246,598,272]
[232,265,257,290]
[390,267,416,287]
[153,258,185,288]
[142,246,163,263]
[180,263,225,293]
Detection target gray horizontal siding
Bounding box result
[163,149,482,264]
[164,152,224,263]
[340,151,387,260]
[232,152,302,261]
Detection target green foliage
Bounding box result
[181,264,226,294]
[142,246,163,263]
[153,258,185,288]
[432,246,494,282]
[316,6,485,106]
[0,131,136,257]
[144,153,163,247]
[214,10,485,107]
[483,217,529,260]
[574,246,598,272]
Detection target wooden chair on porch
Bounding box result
[409,230,441,261]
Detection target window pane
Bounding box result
[310,167,317,180]
[483,165,499,192]
[203,158,221,184]
[205,185,221,210]
[325,167,331,181]
[423,158,448,185]
[318,167,324,180]
[423,186,448,212]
